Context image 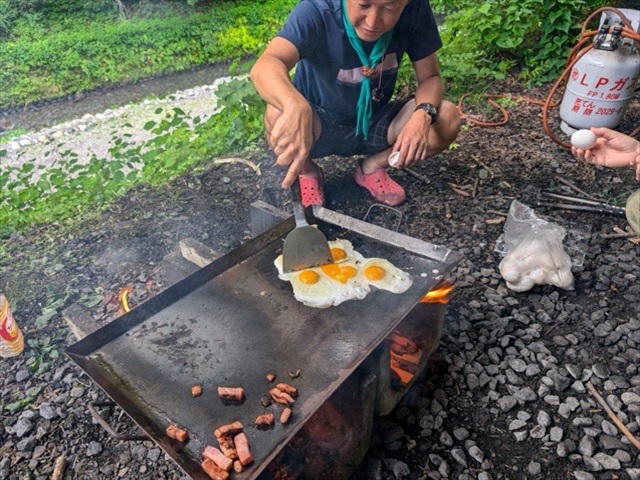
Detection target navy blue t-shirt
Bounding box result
[277,0,442,124]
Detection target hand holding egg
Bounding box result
[570,129,597,150]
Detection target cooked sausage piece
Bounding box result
[217,434,237,459]
[254,412,274,427]
[276,383,298,398]
[191,385,203,397]
[166,424,189,442]
[233,460,244,473]
[214,420,244,438]
[280,407,292,425]
[234,432,254,466]
[201,458,230,480]
[269,388,295,407]
[217,387,245,402]
[203,445,233,472]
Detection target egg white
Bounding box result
[361,258,413,294]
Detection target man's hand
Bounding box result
[389,110,431,169]
[269,103,314,188]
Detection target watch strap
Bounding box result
[415,102,438,125]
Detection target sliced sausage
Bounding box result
[202,445,233,472]
[214,420,244,438]
[234,432,254,466]
[201,458,229,480]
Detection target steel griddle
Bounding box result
[66,206,462,479]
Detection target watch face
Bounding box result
[418,103,437,123]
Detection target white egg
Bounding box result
[388,151,400,167]
[571,129,597,149]
[361,258,413,294]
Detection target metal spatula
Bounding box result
[282,178,332,273]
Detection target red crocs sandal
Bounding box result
[299,171,325,207]
[354,161,406,206]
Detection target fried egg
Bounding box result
[362,258,413,294]
[274,255,344,308]
[275,239,413,308]
[328,238,365,264]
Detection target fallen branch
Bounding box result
[611,226,640,244]
[50,455,67,480]
[486,210,509,217]
[444,202,452,219]
[448,183,471,197]
[404,168,430,184]
[476,159,496,177]
[554,176,596,200]
[600,231,640,239]
[586,381,640,450]
[212,158,261,175]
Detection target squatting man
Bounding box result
[250,0,460,207]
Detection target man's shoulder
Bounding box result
[296,0,340,14]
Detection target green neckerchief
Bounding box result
[341,0,393,139]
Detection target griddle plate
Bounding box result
[67,207,463,479]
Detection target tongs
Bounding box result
[537,190,626,217]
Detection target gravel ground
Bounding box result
[1,81,639,480]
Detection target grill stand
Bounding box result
[66,201,456,479]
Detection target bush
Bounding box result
[0,0,295,109]
[427,0,635,96]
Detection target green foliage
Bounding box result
[429,0,601,96]
[0,76,265,234]
[0,0,295,109]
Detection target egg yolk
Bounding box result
[321,263,358,284]
[298,270,320,285]
[364,265,386,280]
[331,247,347,262]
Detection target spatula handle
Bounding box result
[290,177,308,227]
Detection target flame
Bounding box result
[118,285,133,314]
[421,280,455,304]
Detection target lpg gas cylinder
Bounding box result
[559,28,640,135]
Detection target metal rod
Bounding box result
[541,190,624,211]
[536,202,627,217]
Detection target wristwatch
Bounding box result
[415,102,438,125]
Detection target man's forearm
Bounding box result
[413,75,444,110]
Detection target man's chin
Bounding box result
[356,29,382,42]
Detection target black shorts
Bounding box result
[309,98,411,159]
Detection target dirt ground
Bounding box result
[1,82,639,479]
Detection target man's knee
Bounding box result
[434,100,461,147]
[264,104,281,133]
